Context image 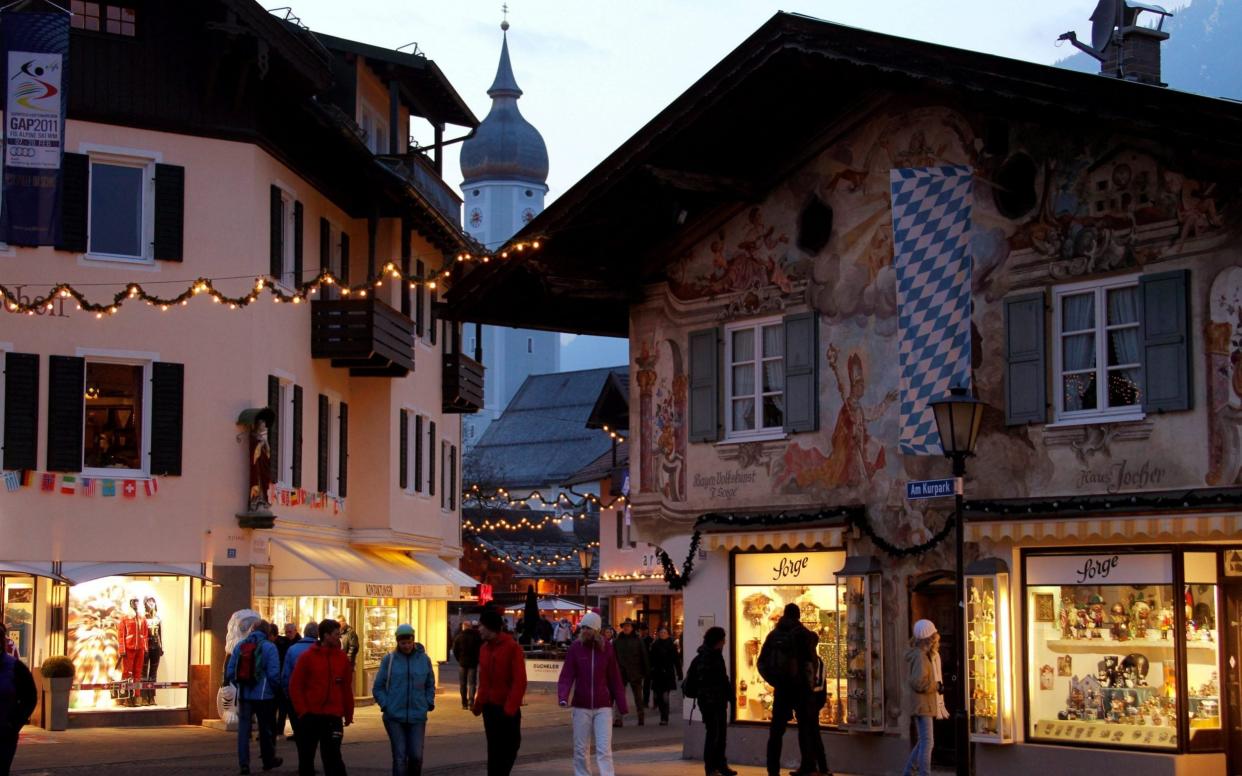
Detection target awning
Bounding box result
[60,562,212,584]
[703,525,845,552]
[268,539,456,599]
[966,513,1242,545]
[412,553,478,589]
[587,578,673,597]
[504,597,585,612]
[0,561,72,584]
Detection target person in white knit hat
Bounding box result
[903,619,948,776]
[557,611,628,776]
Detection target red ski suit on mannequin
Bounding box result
[118,612,148,693]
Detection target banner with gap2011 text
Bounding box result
[1,9,68,246]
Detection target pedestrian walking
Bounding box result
[290,619,355,776]
[639,623,654,708]
[225,615,283,775]
[452,621,482,710]
[556,612,627,776]
[281,622,319,742]
[0,622,37,776]
[374,624,435,776]
[274,623,297,738]
[649,626,683,725]
[794,655,830,776]
[554,618,573,645]
[471,609,527,776]
[682,626,735,776]
[611,620,649,726]
[757,603,820,776]
[340,617,360,669]
[902,620,947,776]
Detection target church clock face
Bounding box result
[521,208,535,224]
[469,208,483,228]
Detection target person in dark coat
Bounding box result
[640,623,654,708]
[688,626,735,776]
[757,603,821,776]
[275,623,298,738]
[648,626,683,725]
[611,620,649,726]
[452,621,483,710]
[0,622,37,776]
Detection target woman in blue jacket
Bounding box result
[373,623,436,776]
[225,617,283,774]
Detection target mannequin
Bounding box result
[117,596,148,707]
[142,596,163,706]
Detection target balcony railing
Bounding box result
[311,297,414,377]
[377,152,462,226]
[443,352,484,413]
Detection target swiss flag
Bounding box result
[122,480,138,499]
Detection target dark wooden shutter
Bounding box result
[269,186,283,280]
[429,288,438,345]
[399,409,409,490]
[149,362,184,475]
[400,221,412,317]
[414,414,424,492]
[782,312,818,433]
[267,375,280,482]
[340,233,351,285]
[319,217,330,272]
[46,356,84,472]
[1003,292,1047,425]
[440,441,446,509]
[428,420,436,495]
[449,444,457,510]
[152,164,185,261]
[688,328,720,442]
[2,352,39,470]
[338,402,349,498]
[317,394,329,492]
[291,384,303,488]
[293,201,304,287]
[1140,269,1192,412]
[415,260,426,337]
[56,153,89,252]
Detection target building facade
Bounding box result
[0,0,478,726]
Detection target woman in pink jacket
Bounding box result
[557,612,628,776]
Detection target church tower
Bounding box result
[460,20,559,446]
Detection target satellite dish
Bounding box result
[1090,0,1121,52]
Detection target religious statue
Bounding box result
[236,408,276,528]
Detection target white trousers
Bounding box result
[571,706,615,776]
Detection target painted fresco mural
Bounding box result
[632,102,1236,540]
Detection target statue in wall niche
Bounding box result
[249,418,272,513]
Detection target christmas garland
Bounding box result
[655,530,701,591]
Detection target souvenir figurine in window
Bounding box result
[1109,602,1130,641]
[1087,594,1105,638]
[1130,598,1151,639]
[1157,605,1174,639]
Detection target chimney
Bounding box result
[1059,1,1173,87]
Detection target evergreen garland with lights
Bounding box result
[655,530,701,591]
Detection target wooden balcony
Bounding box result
[443,352,484,413]
[311,298,414,377]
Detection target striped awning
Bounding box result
[704,525,846,552]
[967,513,1242,545]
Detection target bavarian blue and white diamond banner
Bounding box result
[890,165,973,456]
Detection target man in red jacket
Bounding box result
[290,619,354,776]
[471,609,527,776]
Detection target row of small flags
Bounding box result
[268,484,344,515]
[2,470,156,498]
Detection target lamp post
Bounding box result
[578,546,594,618]
[930,386,984,776]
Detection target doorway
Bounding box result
[909,572,958,768]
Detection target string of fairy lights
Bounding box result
[0,240,543,317]
[469,538,601,570]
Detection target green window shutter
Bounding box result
[267,375,280,483]
[46,356,84,472]
[449,444,457,510]
[291,384,303,488]
[152,164,185,261]
[782,312,818,433]
[399,410,409,490]
[319,218,330,273]
[1140,269,1192,412]
[293,201,304,286]
[150,362,184,476]
[415,260,426,337]
[401,222,412,317]
[269,186,282,280]
[688,328,720,442]
[1004,292,1047,425]
[414,414,424,492]
[428,420,436,495]
[338,402,349,498]
[3,352,39,470]
[317,394,329,492]
[340,233,351,285]
[56,153,89,252]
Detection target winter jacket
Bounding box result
[612,632,649,683]
[472,632,527,717]
[557,638,628,712]
[649,638,683,692]
[225,631,281,701]
[905,646,938,718]
[290,643,355,724]
[757,615,819,696]
[690,645,732,708]
[452,627,482,670]
[281,636,316,690]
[0,654,37,730]
[373,643,436,723]
[341,627,360,663]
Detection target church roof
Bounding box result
[460,29,549,186]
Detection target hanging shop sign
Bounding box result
[1026,552,1172,586]
[734,550,845,586]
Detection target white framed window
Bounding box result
[87,152,155,262]
[322,393,341,497]
[275,379,294,487]
[277,189,296,289]
[360,102,389,155]
[1052,274,1144,423]
[724,316,785,440]
[81,356,151,478]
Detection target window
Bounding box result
[439,440,448,509]
[276,190,297,288]
[276,380,293,487]
[527,337,533,354]
[724,317,784,438]
[88,155,154,261]
[400,409,429,495]
[82,359,147,476]
[71,3,136,36]
[1053,276,1143,422]
[360,102,389,155]
[326,399,341,496]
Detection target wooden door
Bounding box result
[910,573,958,768]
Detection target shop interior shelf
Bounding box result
[1045,638,1217,653]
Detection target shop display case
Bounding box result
[364,601,398,668]
[835,556,884,731]
[965,558,1015,744]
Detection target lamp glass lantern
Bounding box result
[931,386,984,460]
[578,547,594,574]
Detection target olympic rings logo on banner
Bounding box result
[7,147,38,159]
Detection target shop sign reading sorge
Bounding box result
[734,550,846,586]
[1026,552,1172,586]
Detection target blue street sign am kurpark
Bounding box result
[905,477,962,500]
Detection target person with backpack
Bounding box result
[0,622,37,776]
[648,626,682,726]
[757,603,820,776]
[794,655,831,776]
[556,611,627,776]
[903,619,947,776]
[281,622,319,742]
[682,626,735,776]
[373,624,435,776]
[290,619,355,776]
[225,615,283,774]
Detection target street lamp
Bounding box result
[578,546,594,618]
[930,386,984,776]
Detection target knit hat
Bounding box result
[913,619,938,639]
[579,612,602,631]
[395,623,415,638]
[479,609,504,633]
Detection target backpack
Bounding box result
[757,628,801,687]
[235,640,261,686]
[681,654,702,699]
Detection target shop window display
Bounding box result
[2,577,35,662]
[67,575,189,711]
[965,558,1015,743]
[1183,551,1221,751]
[835,556,884,731]
[363,598,398,690]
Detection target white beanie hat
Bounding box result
[579,612,602,631]
[913,619,937,639]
